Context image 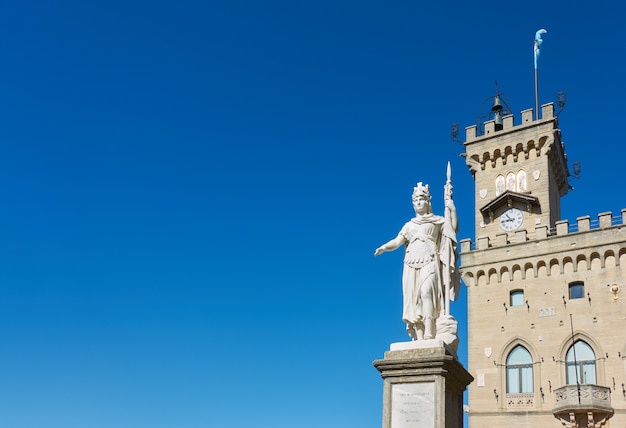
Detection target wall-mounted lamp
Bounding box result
[552,356,555,362]
[619,352,622,358]
[548,380,552,393]
[562,295,567,307]
[494,389,499,402]
[610,284,620,300]
[540,387,545,402]
[503,302,508,313]
[606,353,609,358]
[541,357,544,362]
[622,383,626,398]
[588,292,591,303]
[613,377,616,390]
[526,300,530,310]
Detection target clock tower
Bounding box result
[460,101,625,428]
[463,103,569,244]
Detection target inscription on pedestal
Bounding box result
[391,382,435,428]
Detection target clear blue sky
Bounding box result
[1,1,624,427]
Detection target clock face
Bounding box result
[499,208,524,231]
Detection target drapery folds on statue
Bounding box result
[375,172,460,345]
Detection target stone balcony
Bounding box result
[553,384,613,428]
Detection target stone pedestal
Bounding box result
[373,340,473,428]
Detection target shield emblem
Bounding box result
[484,347,492,358]
[479,188,487,199]
[533,170,540,180]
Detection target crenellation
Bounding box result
[460,238,472,254]
[599,212,612,228]
[467,212,625,254]
[502,114,514,130]
[496,233,508,247]
[521,108,533,123]
[463,220,624,280]
[464,105,557,161]
[555,220,569,236]
[535,225,548,240]
[484,119,496,135]
[577,215,590,232]
[463,211,625,253]
[541,102,554,120]
[466,124,477,141]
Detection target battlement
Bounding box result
[460,210,626,286]
[461,102,568,203]
[465,103,555,142]
[461,209,626,253]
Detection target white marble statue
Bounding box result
[375,172,460,345]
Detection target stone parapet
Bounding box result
[460,210,626,285]
[463,210,626,253]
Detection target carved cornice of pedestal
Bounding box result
[373,346,474,393]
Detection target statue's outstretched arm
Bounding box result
[374,234,405,256]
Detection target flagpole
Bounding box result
[534,29,547,120]
[534,66,539,120]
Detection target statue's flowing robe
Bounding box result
[399,212,459,326]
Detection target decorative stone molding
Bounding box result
[506,393,535,409]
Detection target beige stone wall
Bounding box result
[461,214,626,428]
[461,105,625,427]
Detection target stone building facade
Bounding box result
[459,103,626,427]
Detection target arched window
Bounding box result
[506,345,533,393]
[516,170,527,192]
[495,175,505,196]
[506,172,516,191]
[566,341,597,385]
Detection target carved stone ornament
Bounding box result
[533,170,541,180]
[479,188,487,199]
[484,347,492,358]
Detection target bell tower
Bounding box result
[462,102,569,243]
[460,100,624,428]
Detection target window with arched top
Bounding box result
[506,345,533,393]
[516,170,527,192]
[506,172,516,191]
[566,341,597,385]
[495,175,505,196]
